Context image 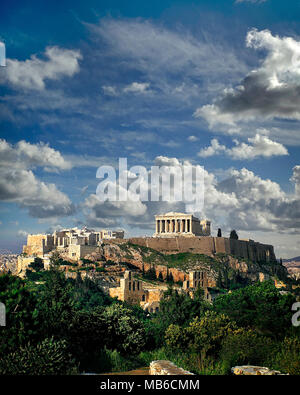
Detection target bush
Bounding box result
[270,337,300,375]
[165,311,237,368]
[0,273,40,354]
[220,328,276,370]
[102,304,146,355]
[0,337,78,375]
[64,308,106,371]
[97,348,140,373]
[214,281,296,338]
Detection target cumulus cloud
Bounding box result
[195,29,300,127]
[83,192,147,228]
[1,46,82,90]
[0,139,75,218]
[214,167,299,233]
[82,155,300,236]
[0,139,72,171]
[198,133,288,159]
[198,139,227,158]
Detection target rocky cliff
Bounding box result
[83,240,289,288]
[14,239,290,289]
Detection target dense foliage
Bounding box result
[0,264,299,375]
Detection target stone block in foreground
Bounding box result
[231,365,285,375]
[150,360,194,375]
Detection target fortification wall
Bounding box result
[128,236,276,262]
[23,234,54,256]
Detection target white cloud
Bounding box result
[198,138,227,158]
[89,18,246,99]
[0,41,5,67]
[195,29,300,127]
[102,85,118,96]
[0,139,75,218]
[123,82,150,94]
[0,139,72,171]
[17,230,28,238]
[230,134,288,159]
[198,133,289,160]
[82,155,300,238]
[187,135,198,142]
[83,192,147,228]
[291,166,300,195]
[1,46,82,90]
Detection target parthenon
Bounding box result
[154,212,211,237]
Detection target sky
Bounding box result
[0,0,299,258]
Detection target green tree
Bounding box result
[230,230,238,239]
[69,276,112,311]
[0,337,77,375]
[0,273,40,354]
[184,311,237,358]
[29,257,44,272]
[213,281,296,338]
[270,336,300,375]
[220,328,276,369]
[65,307,106,371]
[159,286,210,328]
[101,304,146,355]
[49,250,62,266]
[37,268,75,339]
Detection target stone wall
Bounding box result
[23,234,54,256]
[128,236,276,263]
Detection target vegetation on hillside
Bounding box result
[0,248,299,375]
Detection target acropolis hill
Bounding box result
[16,212,290,312]
[20,212,276,263]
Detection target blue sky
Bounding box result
[0,0,299,258]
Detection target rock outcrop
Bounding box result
[150,360,194,375]
[231,365,285,375]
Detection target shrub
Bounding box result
[220,328,276,370]
[0,273,40,354]
[184,311,237,358]
[270,337,300,375]
[0,337,78,375]
[102,304,146,355]
[98,349,139,373]
[214,281,296,338]
[164,311,237,367]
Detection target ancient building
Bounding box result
[23,234,55,256]
[183,271,215,302]
[154,212,211,237]
[109,270,163,312]
[22,227,124,258]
